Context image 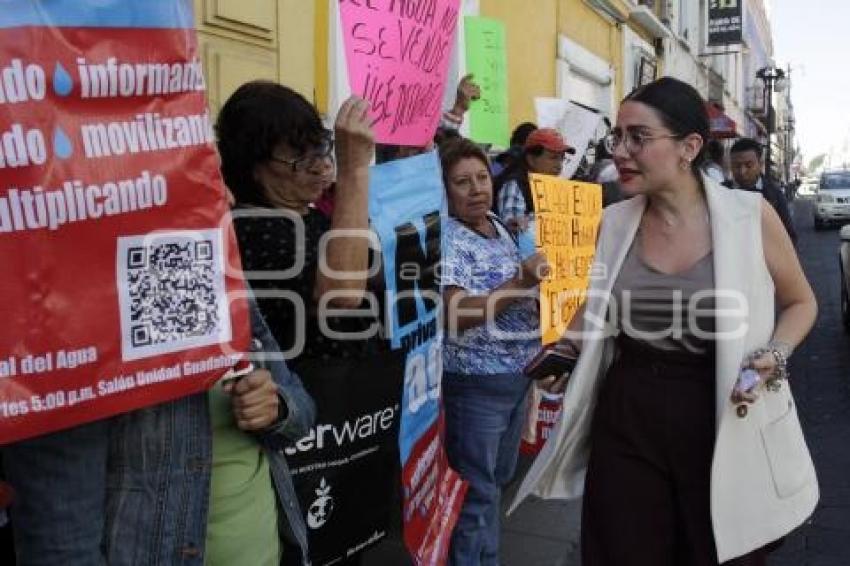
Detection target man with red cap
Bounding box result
[494,128,575,231]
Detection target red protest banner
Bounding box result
[402,416,467,565]
[0,5,250,444]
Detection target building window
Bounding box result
[637,56,657,88]
[707,68,724,103]
[678,0,689,40]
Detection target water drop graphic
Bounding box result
[53,128,73,159]
[53,63,73,96]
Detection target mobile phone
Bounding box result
[524,345,577,381]
[734,368,761,395]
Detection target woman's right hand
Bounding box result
[334,96,374,174]
[520,252,550,285]
[538,373,570,394]
[537,340,580,394]
[453,74,481,111]
[224,369,281,432]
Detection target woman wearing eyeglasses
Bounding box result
[216,81,405,565]
[512,77,818,565]
[217,80,385,367]
[438,137,549,566]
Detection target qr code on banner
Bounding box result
[117,230,232,361]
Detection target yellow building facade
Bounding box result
[476,0,559,127]
[192,0,318,115]
[474,0,665,127]
[462,0,629,126]
[194,1,665,131]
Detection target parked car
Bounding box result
[814,170,850,229]
[841,225,850,331]
[798,177,818,198]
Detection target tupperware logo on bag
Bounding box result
[284,405,398,456]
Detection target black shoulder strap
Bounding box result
[488,214,519,247]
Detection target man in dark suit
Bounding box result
[724,137,798,244]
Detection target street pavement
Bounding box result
[766,198,850,565]
[366,197,850,565]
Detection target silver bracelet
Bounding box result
[766,340,792,389]
[767,339,794,362]
[746,341,792,392]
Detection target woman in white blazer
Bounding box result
[511,78,818,565]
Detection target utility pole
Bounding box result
[756,66,786,181]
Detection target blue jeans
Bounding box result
[3,420,109,566]
[443,371,529,566]
[1,298,314,566]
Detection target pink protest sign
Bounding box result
[339,0,460,146]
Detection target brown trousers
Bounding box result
[581,336,778,566]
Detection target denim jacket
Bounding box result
[3,300,315,566]
[104,300,315,565]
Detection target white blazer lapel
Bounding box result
[703,178,751,425]
[509,194,645,509]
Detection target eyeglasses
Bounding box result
[270,137,335,173]
[603,129,681,155]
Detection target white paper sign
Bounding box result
[535,97,603,179]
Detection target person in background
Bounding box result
[2,299,316,566]
[514,77,817,566]
[0,473,14,562]
[786,177,800,202]
[439,137,548,566]
[216,81,378,365]
[104,301,316,566]
[494,128,575,232]
[217,81,406,565]
[433,126,462,149]
[703,139,726,183]
[725,137,797,244]
[587,138,625,207]
[491,122,538,177]
[441,74,481,132]
[588,138,619,184]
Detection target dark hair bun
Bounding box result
[625,77,710,170]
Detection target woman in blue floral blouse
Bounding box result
[439,138,548,566]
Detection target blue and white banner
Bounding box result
[368,151,465,565]
[369,151,445,459]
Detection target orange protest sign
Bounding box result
[528,174,602,345]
